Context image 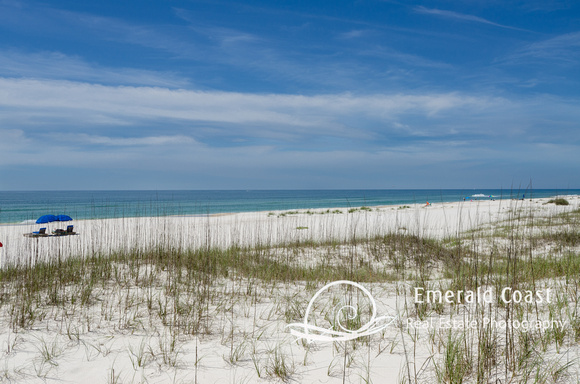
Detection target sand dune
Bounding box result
[0,196,578,383]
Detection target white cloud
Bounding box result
[1,122,578,189]
[414,6,530,32]
[0,77,498,138]
[1,76,578,188]
[0,129,29,149]
[52,134,198,147]
[505,32,580,64]
[339,29,367,39]
[358,46,453,69]
[0,51,189,87]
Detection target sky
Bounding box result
[0,0,579,190]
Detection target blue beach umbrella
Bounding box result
[56,215,73,222]
[36,214,58,224]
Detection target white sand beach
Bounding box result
[2,196,578,267]
[0,196,579,383]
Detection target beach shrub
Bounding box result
[547,198,569,206]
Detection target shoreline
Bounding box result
[1,190,577,225]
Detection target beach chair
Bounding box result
[24,227,48,237]
[51,225,76,236]
[66,225,76,235]
[34,228,47,236]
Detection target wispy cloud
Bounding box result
[504,31,580,64]
[0,1,461,93]
[3,76,578,158]
[358,45,453,69]
[0,77,498,141]
[174,8,261,46]
[339,29,368,39]
[0,51,189,87]
[53,134,198,147]
[415,6,530,32]
[2,128,577,189]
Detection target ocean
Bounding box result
[0,189,577,224]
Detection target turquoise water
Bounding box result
[0,189,577,224]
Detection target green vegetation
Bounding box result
[547,198,569,205]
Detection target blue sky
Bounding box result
[0,0,579,190]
